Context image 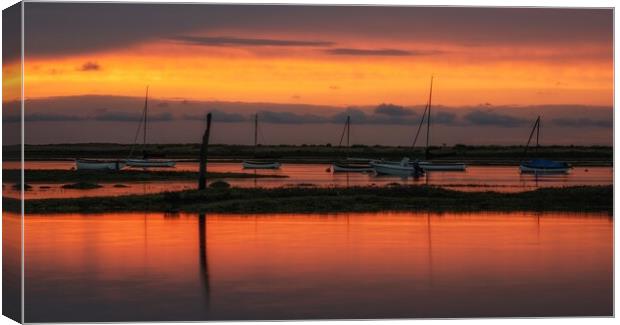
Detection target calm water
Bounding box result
[10,211,612,322]
[2,161,613,199]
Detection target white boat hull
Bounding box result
[242,161,281,169]
[371,161,421,177]
[519,165,570,174]
[419,162,467,171]
[126,159,176,168]
[76,159,125,171]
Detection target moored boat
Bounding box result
[332,160,374,172]
[331,116,373,173]
[519,116,569,174]
[242,114,281,169]
[416,76,466,172]
[75,158,125,171]
[370,158,424,177]
[126,159,176,168]
[242,160,281,169]
[126,87,176,168]
[418,161,466,171]
[520,159,570,174]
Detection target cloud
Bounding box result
[258,111,328,124]
[551,117,612,128]
[463,110,530,127]
[25,113,85,122]
[168,35,334,47]
[374,103,414,117]
[432,111,457,124]
[94,111,173,122]
[79,61,100,71]
[183,110,246,123]
[331,106,422,125]
[324,48,415,56]
[22,4,611,62]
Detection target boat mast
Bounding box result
[346,115,350,148]
[524,116,541,158]
[425,76,434,160]
[536,116,540,154]
[142,86,149,157]
[254,113,258,147]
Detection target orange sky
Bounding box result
[2,4,613,145]
[16,37,612,107]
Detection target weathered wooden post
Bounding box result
[198,113,212,190]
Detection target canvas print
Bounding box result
[2,1,613,322]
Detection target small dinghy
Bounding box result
[242,114,281,169]
[126,159,176,168]
[242,160,281,169]
[332,160,374,172]
[76,159,125,171]
[371,158,425,177]
[519,116,570,174]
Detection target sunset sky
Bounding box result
[2,3,613,145]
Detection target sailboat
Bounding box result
[242,114,281,169]
[126,87,176,168]
[417,77,466,171]
[331,116,374,172]
[519,116,570,174]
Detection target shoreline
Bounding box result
[8,185,612,214]
[3,144,612,166]
[2,158,614,167]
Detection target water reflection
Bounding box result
[2,163,612,199]
[22,211,612,322]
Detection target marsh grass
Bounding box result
[16,185,612,214]
[61,182,103,190]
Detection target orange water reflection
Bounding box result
[22,211,612,322]
[1,162,613,199]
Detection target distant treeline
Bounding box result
[3,143,613,165]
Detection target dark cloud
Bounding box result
[22,3,612,61]
[25,113,85,122]
[2,2,21,63]
[331,107,422,125]
[325,48,414,56]
[183,110,246,123]
[552,117,612,128]
[168,35,334,47]
[79,61,100,71]
[94,111,173,122]
[463,110,530,127]
[432,111,457,124]
[16,95,612,132]
[375,103,414,116]
[258,111,327,124]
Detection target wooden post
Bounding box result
[198,113,212,190]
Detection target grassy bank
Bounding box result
[4,144,613,165]
[8,185,612,214]
[3,169,286,183]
